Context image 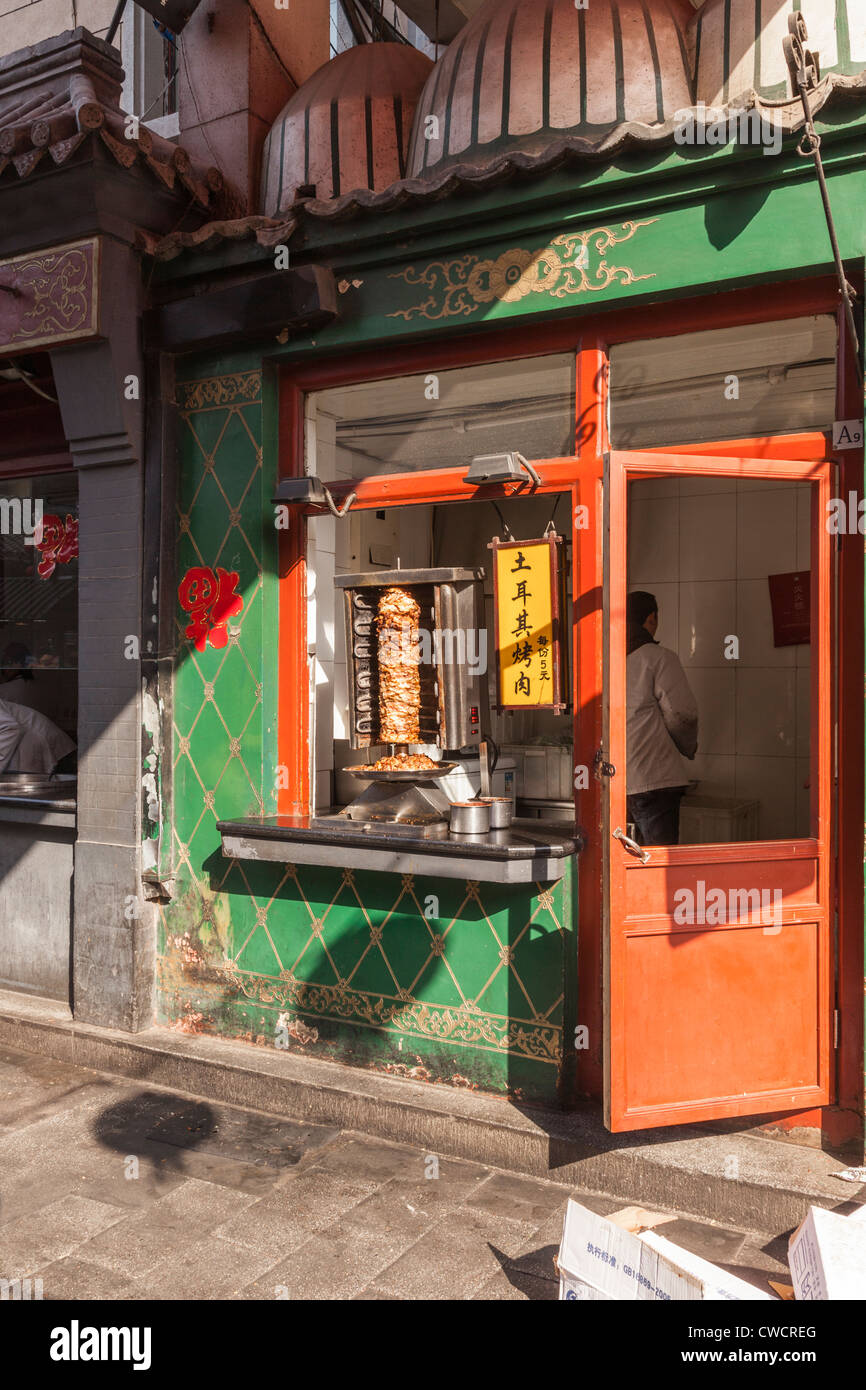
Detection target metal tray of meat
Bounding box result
[343,762,458,782]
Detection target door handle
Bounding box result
[613,826,651,863]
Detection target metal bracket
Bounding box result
[593,749,616,780]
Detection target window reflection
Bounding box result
[0,473,77,778]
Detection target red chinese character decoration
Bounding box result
[35,514,79,579]
[178,566,244,652]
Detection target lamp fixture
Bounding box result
[272,476,356,518]
[462,452,542,487]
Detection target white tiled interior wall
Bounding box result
[305,398,434,810]
[628,476,811,840]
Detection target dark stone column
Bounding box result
[50,237,155,1032]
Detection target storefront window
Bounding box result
[626,474,812,845]
[304,354,577,818]
[0,473,78,778]
[609,315,836,448]
[307,354,576,477]
[308,494,573,816]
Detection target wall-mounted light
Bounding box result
[272,476,356,517]
[462,452,542,487]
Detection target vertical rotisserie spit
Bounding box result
[377,586,421,744]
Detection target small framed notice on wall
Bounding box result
[768,571,810,647]
[490,532,567,712]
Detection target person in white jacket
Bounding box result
[626,591,698,846]
[0,697,75,776]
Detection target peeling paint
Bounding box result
[277,1011,318,1045]
[382,1062,432,1082]
[170,1004,206,1034]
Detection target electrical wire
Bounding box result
[490,501,513,540]
[4,362,57,403]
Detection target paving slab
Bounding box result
[0,1194,128,1281]
[236,1227,413,1301]
[259,1167,381,1230]
[367,1205,539,1301]
[472,1268,559,1301]
[307,1134,442,1185]
[464,1170,576,1225]
[36,1256,151,1302]
[154,1233,290,1301]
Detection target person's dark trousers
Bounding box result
[626,786,688,846]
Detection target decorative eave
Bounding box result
[135,215,293,262]
[143,65,866,265]
[0,28,229,215]
[283,68,866,224]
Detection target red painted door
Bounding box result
[603,449,834,1131]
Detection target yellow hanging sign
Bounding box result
[492,534,565,711]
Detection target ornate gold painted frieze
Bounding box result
[387,220,657,323]
[176,371,262,412]
[219,958,561,1063]
[0,238,99,353]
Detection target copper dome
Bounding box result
[407,0,695,179]
[261,43,433,215]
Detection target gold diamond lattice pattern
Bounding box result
[161,371,572,1098]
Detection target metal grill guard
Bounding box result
[335,567,485,753]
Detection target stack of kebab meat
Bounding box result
[375,585,424,761]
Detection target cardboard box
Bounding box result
[788,1206,866,1300]
[557,1200,774,1301]
[638,1228,774,1300]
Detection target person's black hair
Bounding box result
[0,642,33,680]
[626,590,658,627]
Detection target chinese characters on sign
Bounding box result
[35,514,78,579]
[178,566,244,652]
[491,534,565,711]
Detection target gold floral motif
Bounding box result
[388,220,657,322]
[220,967,560,1061]
[0,240,98,353]
[177,372,262,411]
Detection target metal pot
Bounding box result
[478,796,512,829]
[449,801,490,835]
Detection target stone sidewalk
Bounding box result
[0,1043,790,1300]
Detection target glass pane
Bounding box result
[308,492,572,817]
[610,315,835,448]
[626,475,811,845]
[307,354,575,478]
[0,472,78,766]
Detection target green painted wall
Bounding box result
[159,369,576,1105]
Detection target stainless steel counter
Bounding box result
[218,814,580,884]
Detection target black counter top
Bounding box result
[218,815,581,884]
[0,795,77,827]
